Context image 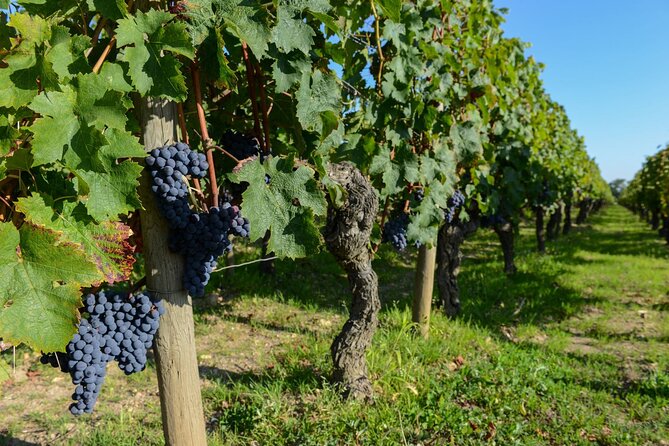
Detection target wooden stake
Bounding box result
[138,97,208,446]
[412,244,436,339]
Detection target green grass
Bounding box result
[1,205,668,445]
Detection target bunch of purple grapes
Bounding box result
[413,188,424,203]
[41,291,164,415]
[444,190,465,223]
[145,142,250,296]
[221,130,261,161]
[382,214,409,251]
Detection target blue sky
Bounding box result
[498,0,669,182]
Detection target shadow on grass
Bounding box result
[0,435,41,446]
[200,363,327,435]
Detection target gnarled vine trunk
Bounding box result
[651,209,660,230]
[563,201,572,235]
[536,207,546,253]
[547,206,562,241]
[436,219,478,317]
[659,217,669,244]
[493,221,517,274]
[576,199,589,224]
[323,162,379,401]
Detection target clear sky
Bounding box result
[497,0,669,182]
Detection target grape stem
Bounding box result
[210,144,241,164]
[129,276,147,296]
[176,102,209,207]
[241,42,264,148]
[190,60,219,207]
[92,36,116,74]
[255,62,272,154]
[372,196,391,253]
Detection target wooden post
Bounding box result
[412,244,437,339]
[138,97,208,446]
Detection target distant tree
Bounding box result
[609,178,627,199]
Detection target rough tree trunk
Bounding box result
[563,201,572,235]
[259,231,276,275]
[536,207,546,253]
[323,162,379,401]
[138,98,208,445]
[659,217,669,244]
[493,221,517,274]
[576,199,589,224]
[436,219,478,317]
[547,207,561,241]
[651,209,660,230]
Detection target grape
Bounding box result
[41,290,164,415]
[444,190,465,223]
[382,214,409,251]
[145,141,251,296]
[413,188,424,203]
[221,130,261,161]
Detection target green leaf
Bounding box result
[0,116,19,157]
[217,0,272,58]
[116,10,194,100]
[0,221,99,352]
[86,0,128,20]
[229,157,326,258]
[271,5,315,56]
[272,53,311,93]
[16,194,136,285]
[28,89,80,166]
[376,0,401,22]
[77,160,143,222]
[296,70,341,134]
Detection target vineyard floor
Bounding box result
[1,205,667,445]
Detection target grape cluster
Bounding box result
[145,143,208,229]
[221,130,261,161]
[145,142,250,296]
[41,291,164,415]
[382,214,409,251]
[413,188,424,203]
[444,190,465,223]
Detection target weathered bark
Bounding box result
[413,245,437,338]
[563,201,572,235]
[547,207,562,241]
[259,231,276,275]
[651,209,660,230]
[324,162,379,401]
[493,221,517,274]
[138,98,208,446]
[576,199,589,224]
[659,217,669,244]
[436,219,479,317]
[536,207,546,253]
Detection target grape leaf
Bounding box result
[86,0,128,21]
[216,0,272,58]
[271,5,315,56]
[116,10,194,100]
[16,194,136,285]
[77,160,143,222]
[229,157,326,258]
[28,89,79,165]
[296,70,341,134]
[28,73,133,166]
[376,0,402,23]
[0,222,99,352]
